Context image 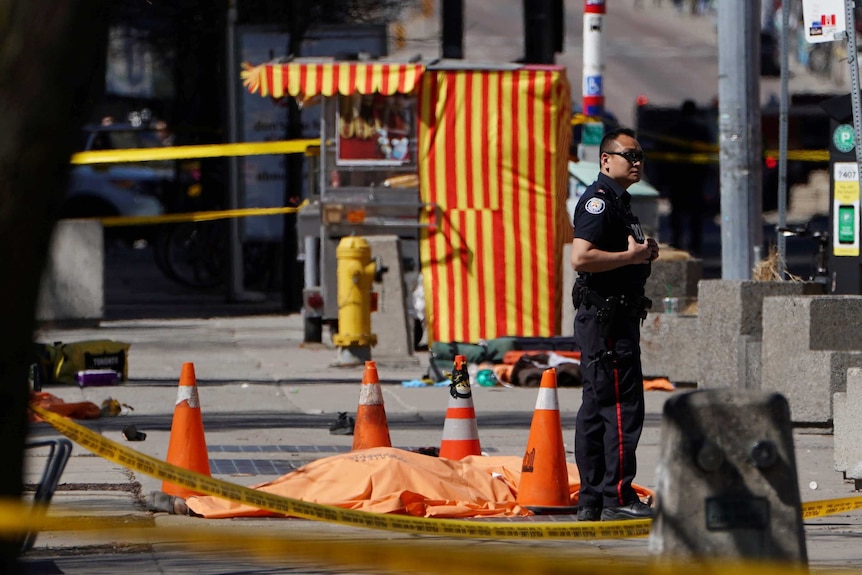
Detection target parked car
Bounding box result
[60,120,172,241]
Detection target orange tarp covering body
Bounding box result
[241,61,572,344]
[417,67,572,343]
[187,447,654,519]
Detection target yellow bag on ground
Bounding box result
[51,340,130,385]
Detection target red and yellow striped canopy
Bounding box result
[241,61,425,99]
[418,66,572,343]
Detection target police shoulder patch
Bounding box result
[585,197,605,215]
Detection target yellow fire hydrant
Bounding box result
[332,236,378,351]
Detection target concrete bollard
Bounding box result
[833,368,862,490]
[37,219,104,324]
[649,389,807,563]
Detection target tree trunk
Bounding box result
[0,1,108,570]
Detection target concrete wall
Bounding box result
[564,269,862,425]
[640,313,699,383]
[36,219,103,324]
[833,368,862,480]
[697,280,822,389]
[366,236,419,368]
[644,256,701,306]
[761,295,862,425]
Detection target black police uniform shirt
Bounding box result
[572,172,650,297]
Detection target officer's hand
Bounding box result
[647,238,660,261]
[627,236,653,264]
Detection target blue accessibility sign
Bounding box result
[584,76,603,96]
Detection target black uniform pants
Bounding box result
[574,304,645,509]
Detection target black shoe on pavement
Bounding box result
[577,506,601,522]
[329,412,355,435]
[601,500,654,521]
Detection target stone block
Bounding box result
[833,368,862,481]
[761,296,862,425]
[738,335,762,391]
[640,313,699,384]
[698,280,821,389]
[365,236,419,368]
[645,256,701,305]
[650,389,807,561]
[36,219,103,324]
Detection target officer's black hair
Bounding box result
[599,127,638,155]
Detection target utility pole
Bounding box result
[582,0,604,117]
[717,0,763,279]
[579,0,605,163]
[844,0,862,184]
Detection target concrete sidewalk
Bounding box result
[20,313,862,573]
[36,314,430,384]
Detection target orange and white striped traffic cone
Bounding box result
[439,355,482,460]
[352,361,392,450]
[162,362,211,499]
[517,367,577,514]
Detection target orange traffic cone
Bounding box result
[162,362,211,499]
[439,355,482,460]
[352,361,392,450]
[517,368,577,514]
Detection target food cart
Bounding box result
[242,59,572,345]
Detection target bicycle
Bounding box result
[153,220,227,290]
[152,219,278,291]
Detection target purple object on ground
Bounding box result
[76,369,120,387]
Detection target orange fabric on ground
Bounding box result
[28,392,101,422]
[502,350,581,365]
[643,377,676,391]
[187,447,655,519]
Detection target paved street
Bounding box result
[21,306,862,573]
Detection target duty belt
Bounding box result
[577,286,652,322]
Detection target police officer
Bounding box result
[571,127,659,522]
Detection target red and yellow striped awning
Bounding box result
[418,66,572,343]
[241,61,425,99]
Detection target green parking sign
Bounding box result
[833,124,855,153]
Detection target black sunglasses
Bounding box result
[605,150,645,163]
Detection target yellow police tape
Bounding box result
[0,500,830,575]
[99,201,309,228]
[70,139,321,165]
[564,120,830,165]
[645,149,829,165]
[31,405,650,540]
[29,405,862,539]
